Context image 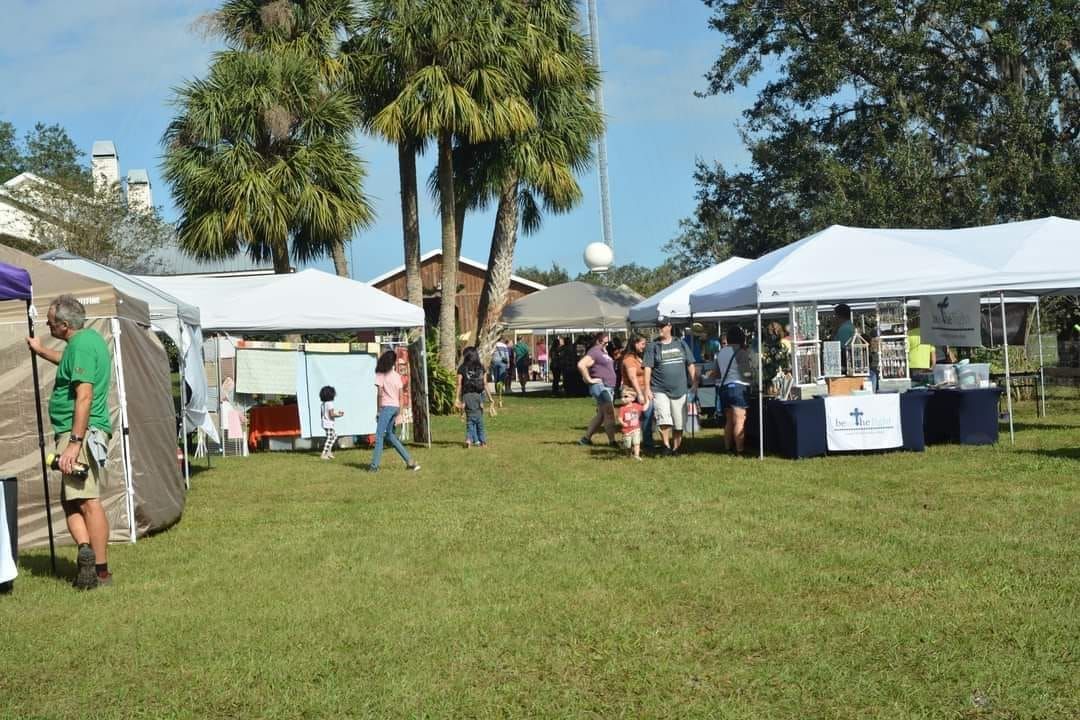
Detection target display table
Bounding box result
[247,405,302,450]
[924,387,1003,445]
[747,391,930,459]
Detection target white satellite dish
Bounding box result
[584,242,614,273]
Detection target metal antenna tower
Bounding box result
[586,0,615,253]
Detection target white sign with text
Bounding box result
[825,394,902,452]
[920,293,982,347]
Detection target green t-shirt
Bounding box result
[834,320,855,347]
[49,328,112,435]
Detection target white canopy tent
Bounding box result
[689,217,1080,313]
[40,250,220,484]
[688,217,1080,456]
[137,269,429,450]
[628,257,751,325]
[138,269,425,331]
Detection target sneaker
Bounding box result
[578,436,592,446]
[73,544,98,590]
[633,455,643,462]
[407,463,421,472]
[661,446,674,457]
[96,572,113,587]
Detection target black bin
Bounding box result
[0,476,15,593]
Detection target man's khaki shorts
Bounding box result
[652,393,687,431]
[53,435,103,501]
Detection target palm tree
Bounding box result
[343,0,428,308]
[472,0,603,362]
[165,0,371,275]
[366,0,535,369]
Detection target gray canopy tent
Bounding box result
[0,246,185,548]
[500,281,643,331]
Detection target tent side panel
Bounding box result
[0,316,132,549]
[117,320,186,536]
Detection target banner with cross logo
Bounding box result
[824,394,903,451]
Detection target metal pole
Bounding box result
[586,0,615,253]
[177,325,190,488]
[757,304,764,459]
[421,331,431,448]
[216,336,225,457]
[1000,292,1014,443]
[1036,298,1046,418]
[110,319,138,544]
[26,296,57,575]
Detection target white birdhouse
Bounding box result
[846,329,870,377]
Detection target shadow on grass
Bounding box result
[1016,447,1080,460]
[18,553,77,580]
[1009,422,1080,432]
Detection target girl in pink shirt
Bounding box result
[370,350,420,472]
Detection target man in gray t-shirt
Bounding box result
[643,317,698,455]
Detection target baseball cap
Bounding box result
[657,316,672,327]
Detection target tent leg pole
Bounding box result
[1000,292,1014,444]
[1036,299,1046,418]
[757,305,764,460]
[179,348,190,488]
[422,331,431,448]
[27,297,57,576]
[216,337,225,458]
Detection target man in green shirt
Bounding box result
[27,294,112,590]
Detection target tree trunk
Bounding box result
[436,130,459,369]
[475,174,520,368]
[399,139,423,308]
[271,242,291,274]
[330,240,349,277]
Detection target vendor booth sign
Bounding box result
[920,293,982,347]
[825,395,902,451]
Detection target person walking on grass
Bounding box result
[710,326,755,454]
[577,332,618,447]
[319,385,345,460]
[621,334,655,450]
[644,317,698,456]
[370,350,420,472]
[455,346,489,448]
[26,294,112,590]
[513,336,531,393]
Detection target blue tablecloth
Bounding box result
[924,387,1003,445]
[747,392,930,459]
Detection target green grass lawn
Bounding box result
[3,393,1079,719]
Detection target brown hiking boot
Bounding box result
[73,544,99,590]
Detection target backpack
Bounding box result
[462,365,486,394]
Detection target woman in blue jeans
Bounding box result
[370,350,420,472]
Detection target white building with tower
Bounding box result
[0,139,154,246]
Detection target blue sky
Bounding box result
[0,0,759,281]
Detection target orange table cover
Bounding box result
[248,404,301,450]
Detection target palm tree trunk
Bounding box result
[436,130,459,370]
[475,174,520,367]
[330,241,349,277]
[399,139,423,308]
[271,242,291,274]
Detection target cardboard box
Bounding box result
[826,376,866,396]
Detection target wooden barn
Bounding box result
[369,250,546,339]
